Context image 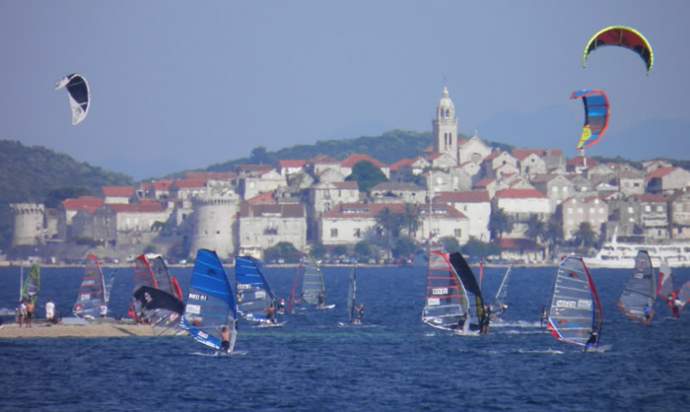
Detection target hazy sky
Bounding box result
[1,1,689,179]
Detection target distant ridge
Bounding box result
[201,129,514,173]
[0,139,133,248]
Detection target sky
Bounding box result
[1,1,689,179]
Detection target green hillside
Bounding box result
[0,140,133,248]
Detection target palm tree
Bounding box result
[573,222,597,250]
[489,207,513,240]
[543,214,564,259]
[402,203,420,238]
[525,214,545,244]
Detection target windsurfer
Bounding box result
[317,292,325,308]
[643,304,652,323]
[100,304,108,318]
[540,305,548,327]
[480,305,491,335]
[353,304,364,325]
[667,293,681,318]
[585,330,599,352]
[277,298,286,314]
[220,325,232,353]
[265,304,277,324]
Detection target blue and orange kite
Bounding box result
[571,89,610,150]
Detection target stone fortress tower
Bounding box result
[188,181,240,260]
[10,203,45,247]
[432,86,459,163]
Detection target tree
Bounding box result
[439,236,461,253]
[354,240,372,259]
[402,203,420,238]
[143,244,158,254]
[332,245,348,257]
[525,214,546,244]
[392,236,416,259]
[44,187,91,209]
[375,207,404,257]
[310,242,326,260]
[543,214,563,259]
[489,207,513,240]
[250,146,273,165]
[573,222,597,249]
[264,242,302,263]
[461,237,501,257]
[345,160,387,193]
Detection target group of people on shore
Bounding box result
[17,299,60,327]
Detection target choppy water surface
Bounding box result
[0,265,688,411]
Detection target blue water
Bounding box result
[1,264,689,411]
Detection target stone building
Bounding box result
[434,191,491,241]
[494,188,551,238]
[561,196,608,241]
[669,191,690,239]
[646,167,690,194]
[102,186,134,204]
[636,194,669,240]
[433,86,459,163]
[10,203,45,247]
[189,183,240,260]
[238,202,307,258]
[370,182,426,205]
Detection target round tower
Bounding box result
[188,182,239,260]
[432,86,459,163]
[10,203,45,247]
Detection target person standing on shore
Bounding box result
[45,300,56,323]
[25,300,35,328]
[18,300,27,327]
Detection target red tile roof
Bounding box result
[495,188,546,199]
[567,157,599,168]
[173,178,207,189]
[474,178,495,189]
[340,154,386,168]
[311,155,339,164]
[646,166,675,180]
[323,202,466,219]
[389,158,416,172]
[102,186,135,197]
[511,149,545,161]
[107,200,166,213]
[636,194,667,203]
[434,191,490,203]
[63,196,104,213]
[333,181,359,190]
[185,171,235,180]
[240,202,305,218]
[246,191,276,205]
[279,159,307,168]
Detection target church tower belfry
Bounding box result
[432,86,458,163]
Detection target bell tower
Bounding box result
[432,86,458,163]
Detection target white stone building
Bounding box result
[370,182,426,204]
[417,203,470,245]
[239,169,287,200]
[189,184,241,260]
[102,186,134,205]
[561,196,609,241]
[433,86,459,163]
[309,181,360,215]
[238,202,307,259]
[646,167,690,194]
[434,191,491,241]
[458,135,491,166]
[10,203,45,247]
[494,188,551,238]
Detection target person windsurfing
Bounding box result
[540,305,548,327]
[585,330,599,352]
[353,304,364,325]
[265,303,277,324]
[220,325,233,353]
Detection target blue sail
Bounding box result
[235,256,276,324]
[182,249,237,351]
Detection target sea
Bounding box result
[0,264,688,411]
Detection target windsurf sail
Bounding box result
[133,286,185,318]
[547,256,603,347]
[347,265,358,322]
[422,250,468,331]
[181,249,238,352]
[449,252,488,328]
[21,264,41,305]
[618,250,657,325]
[73,255,107,319]
[130,255,159,320]
[235,256,276,324]
[657,262,673,299]
[287,266,301,314]
[132,255,185,327]
[493,265,512,318]
[678,282,690,311]
[302,259,326,306]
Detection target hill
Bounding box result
[203,129,514,173]
[0,140,133,249]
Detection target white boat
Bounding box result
[585,240,690,269]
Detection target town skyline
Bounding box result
[1,1,690,179]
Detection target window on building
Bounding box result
[656,206,664,212]
[628,207,634,213]
[216,230,220,235]
[454,229,462,238]
[330,228,338,238]
[354,228,361,238]
[264,227,278,235]
[578,208,583,214]
[645,205,651,212]
[567,208,573,215]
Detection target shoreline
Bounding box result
[0,321,183,339]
